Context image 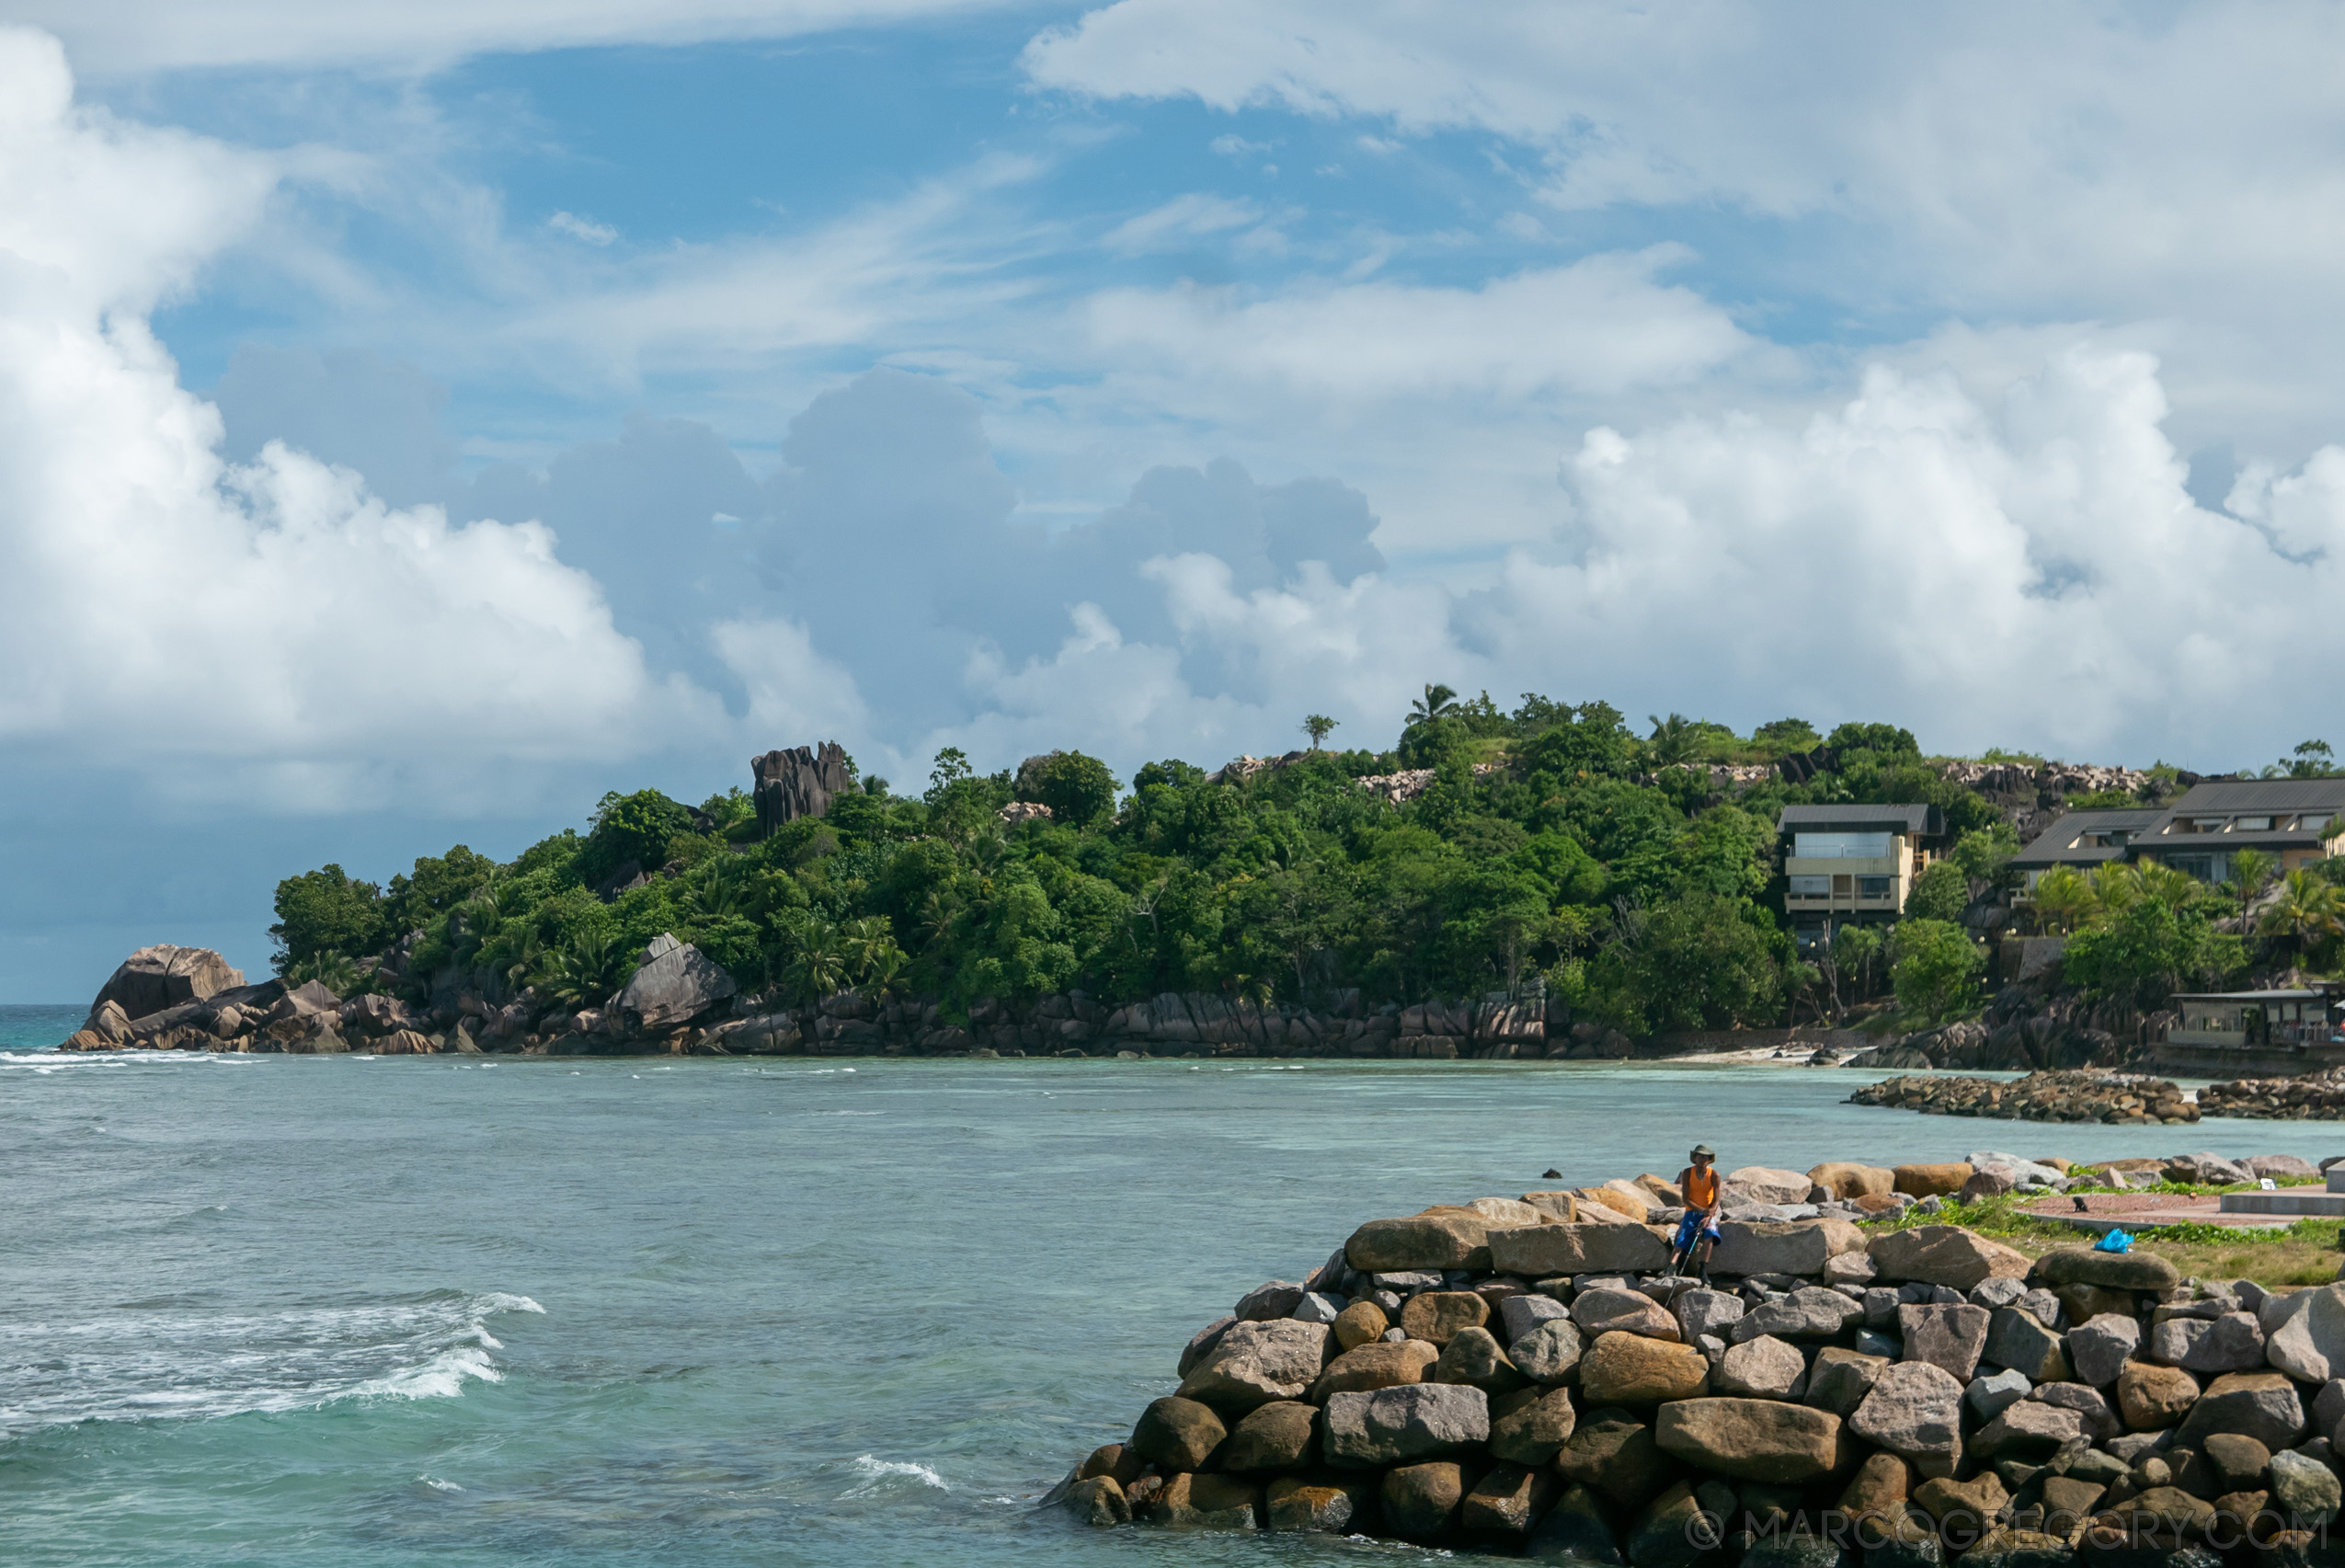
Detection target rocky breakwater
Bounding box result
[1054,1197,2345,1564]
[1850,1072,2201,1127]
[2201,1069,2345,1122]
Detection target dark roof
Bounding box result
[2009,808,2168,868]
[1776,803,1944,837]
[2137,830,2337,854]
[2163,778,2345,814]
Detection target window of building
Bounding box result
[1789,876,1831,897]
[1858,876,1893,898]
[2236,817,2272,831]
[2167,854,2215,881]
[2303,815,2330,833]
[1793,831,1895,859]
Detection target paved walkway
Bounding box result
[2016,1191,2293,1232]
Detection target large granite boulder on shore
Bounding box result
[1176,1320,1328,1411]
[1711,1219,1867,1277]
[1869,1225,2031,1290]
[1346,1208,1502,1271]
[90,944,244,1023]
[1489,1221,1668,1277]
[612,933,737,1031]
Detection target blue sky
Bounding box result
[4,1,2345,999]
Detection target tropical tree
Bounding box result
[1830,923,1884,1002]
[2225,848,2279,935]
[785,918,851,1000]
[541,928,623,1005]
[1889,919,1983,1024]
[1646,713,1699,768]
[2259,869,2345,967]
[2030,866,2095,934]
[1407,683,1459,726]
[1302,714,1338,750]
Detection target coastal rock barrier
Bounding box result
[1850,1072,2202,1127]
[1052,1178,2345,1558]
[2201,1070,2345,1122]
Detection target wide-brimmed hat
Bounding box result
[1689,1144,1715,1158]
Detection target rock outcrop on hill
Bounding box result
[1051,1191,2343,1554]
[1849,1072,2201,1126]
[749,741,855,837]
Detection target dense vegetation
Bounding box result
[268,692,2345,1035]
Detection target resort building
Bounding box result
[1777,803,1948,948]
[2154,986,2345,1075]
[2016,777,2344,898]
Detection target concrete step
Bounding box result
[2221,1190,2345,1217]
[2328,1166,2345,1194]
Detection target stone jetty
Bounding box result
[2201,1070,2345,1122]
[1850,1073,2201,1127]
[1054,1161,2345,1560]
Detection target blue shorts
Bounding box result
[1676,1211,1721,1250]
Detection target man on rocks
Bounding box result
[1673,1144,1723,1283]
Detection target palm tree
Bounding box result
[1407,684,1459,727]
[1301,714,1338,750]
[2225,847,2279,933]
[2259,869,2345,967]
[1647,713,1699,768]
[541,928,622,1005]
[785,919,850,1001]
[2030,866,2095,934]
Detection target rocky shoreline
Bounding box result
[1849,1073,2202,1127]
[2200,1070,2345,1122]
[1052,1153,2345,1560]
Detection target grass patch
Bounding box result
[1859,1185,2345,1288]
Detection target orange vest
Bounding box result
[1680,1165,1720,1208]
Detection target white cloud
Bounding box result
[13,0,1014,74]
[0,28,721,799]
[1082,246,1751,402]
[1100,191,1261,255]
[547,210,617,246]
[1208,134,1272,157]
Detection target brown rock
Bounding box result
[1063,1475,1130,1527]
[1653,1398,1843,1482]
[1579,1331,1710,1405]
[1463,1460,1562,1539]
[1436,1325,1527,1393]
[1078,1443,1145,1485]
[1869,1225,2032,1290]
[1264,1473,1373,1533]
[2040,1475,2108,1533]
[1893,1162,1976,1198]
[2175,1371,2305,1452]
[1401,1290,1492,1345]
[1840,1451,1912,1527]
[1715,1334,1809,1400]
[1220,1401,1317,1472]
[1131,1396,1227,1471]
[1915,1471,2011,1534]
[1805,1347,1889,1417]
[1151,1471,1261,1530]
[2100,1484,2214,1541]
[2116,1362,2202,1431]
[1307,1338,1439,1402]
[1559,1410,1679,1510]
[1847,1360,1966,1478]
[1488,1385,1579,1465]
[1177,1319,1330,1412]
[2055,1284,2137,1326]
[1489,1222,1672,1277]
[1811,1161,1897,1199]
[1381,1459,1472,1540]
[90,944,245,1023]
[1333,1299,1388,1352]
[1573,1287,1683,1341]
[1345,1207,1501,1272]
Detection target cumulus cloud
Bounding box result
[0,28,719,800]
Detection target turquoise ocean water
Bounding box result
[5,1001,2339,1567]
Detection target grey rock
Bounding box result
[1510,1319,1586,1385]
[1501,1293,1572,1344]
[2016,1289,2064,1330]
[1848,1360,1967,1477]
[1970,1400,2085,1460]
[2176,1371,2306,1451]
[2312,1378,2345,1439]
[2029,1381,2121,1439]
[1733,1288,1862,1343]
[1177,1319,1330,1411]
[2270,1448,2342,1525]
[2179,1311,2265,1373]
[1985,1307,2071,1382]
[1805,1347,1889,1416]
[2064,1313,2141,1387]
[1236,1280,1308,1321]
[1321,1383,1491,1466]
[1971,1277,2029,1310]
[1864,1288,1902,1328]
[1898,1302,1992,1381]
[1968,1368,2032,1419]
[1374,1271,1444,1293]
[2148,1317,2208,1366]
[1290,1291,1342,1325]
[1854,1329,1902,1359]
[613,933,738,1030]
[2264,1283,2345,1383]
[1716,1335,1809,1400]
[1672,1289,1745,1343]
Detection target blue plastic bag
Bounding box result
[2094,1228,2133,1253]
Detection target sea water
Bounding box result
[0,1001,2329,1567]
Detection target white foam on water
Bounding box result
[842,1455,949,1495]
[418,1474,464,1493]
[0,1289,542,1436]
